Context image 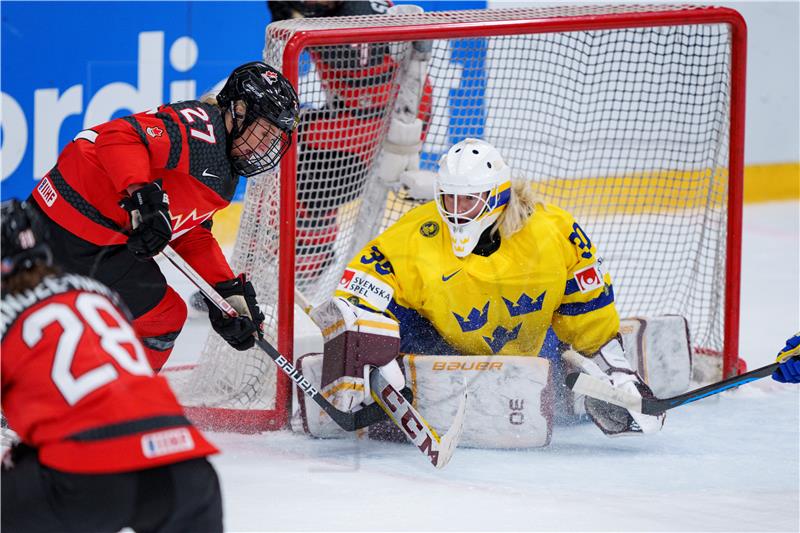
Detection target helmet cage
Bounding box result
[435,185,510,228]
[435,183,511,257]
[229,120,293,177]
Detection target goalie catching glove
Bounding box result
[120,180,172,260]
[205,274,265,351]
[570,336,665,436]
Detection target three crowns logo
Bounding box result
[483,324,522,354]
[453,302,489,333]
[502,291,545,317]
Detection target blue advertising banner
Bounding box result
[1,1,486,201]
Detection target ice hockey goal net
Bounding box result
[173,5,746,432]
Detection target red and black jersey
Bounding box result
[269,0,432,124]
[30,101,236,284]
[309,0,433,120]
[1,273,218,474]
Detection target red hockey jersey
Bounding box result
[30,101,236,284]
[1,273,218,474]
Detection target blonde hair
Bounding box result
[493,178,544,238]
[201,93,219,106]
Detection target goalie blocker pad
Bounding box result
[293,354,554,448]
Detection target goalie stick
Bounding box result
[565,358,796,416]
[294,289,467,469]
[370,369,467,470]
[162,246,466,468]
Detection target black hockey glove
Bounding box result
[206,274,265,351]
[120,180,172,260]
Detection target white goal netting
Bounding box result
[171,5,743,431]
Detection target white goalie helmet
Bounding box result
[434,138,512,257]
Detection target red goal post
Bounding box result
[173,5,746,432]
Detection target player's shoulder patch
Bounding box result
[338,268,394,311]
[572,263,604,293]
[378,201,438,241]
[419,220,439,238]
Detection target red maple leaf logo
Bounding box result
[146,126,163,138]
[262,70,278,85]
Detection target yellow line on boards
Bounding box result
[212,162,799,245]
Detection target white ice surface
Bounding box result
[160,201,799,532]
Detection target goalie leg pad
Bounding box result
[619,315,692,397]
[294,353,554,447]
[292,353,358,438]
[398,354,553,448]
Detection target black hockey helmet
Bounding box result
[1,199,53,279]
[285,1,342,18]
[217,61,300,177]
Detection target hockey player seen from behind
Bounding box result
[1,200,222,533]
[300,138,666,444]
[29,61,299,372]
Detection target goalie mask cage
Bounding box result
[171,5,746,432]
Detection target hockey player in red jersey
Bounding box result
[29,61,300,371]
[269,0,433,280]
[189,1,433,313]
[1,199,223,532]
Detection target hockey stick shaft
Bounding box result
[566,359,789,416]
[641,361,781,414]
[161,246,362,431]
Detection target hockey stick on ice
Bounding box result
[295,289,467,469]
[565,359,795,416]
[161,245,367,432]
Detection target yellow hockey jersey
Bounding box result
[335,202,619,356]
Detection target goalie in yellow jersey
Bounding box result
[301,138,666,442]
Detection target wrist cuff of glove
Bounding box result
[214,275,246,298]
[594,336,636,375]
